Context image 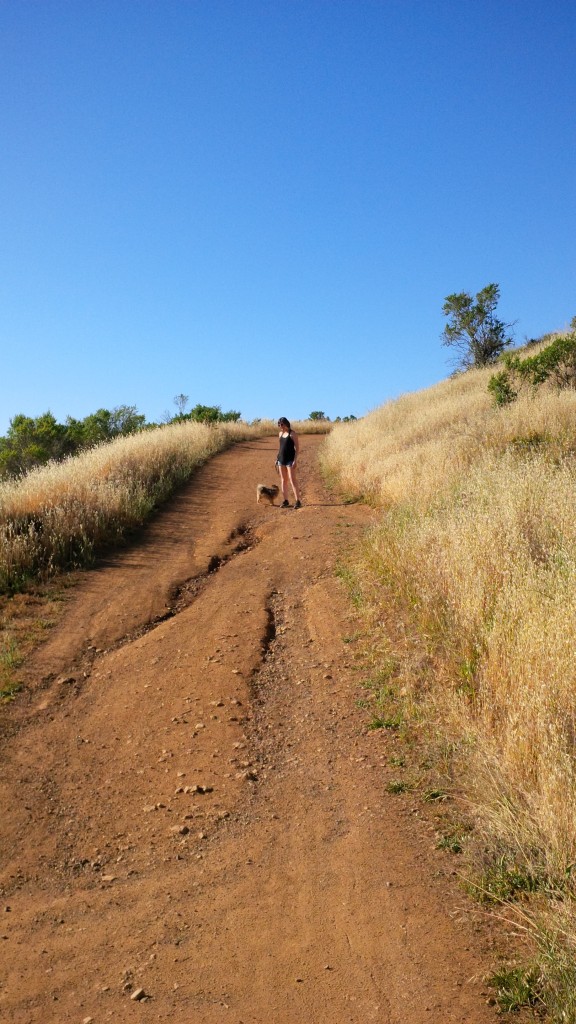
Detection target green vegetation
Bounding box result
[442,282,514,369]
[170,396,242,424]
[0,406,146,478]
[436,831,464,854]
[489,330,576,405]
[0,399,245,480]
[473,856,543,905]
[0,637,23,701]
[488,963,542,1013]
[387,780,412,794]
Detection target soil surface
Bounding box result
[0,435,498,1023]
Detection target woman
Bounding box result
[276,417,302,509]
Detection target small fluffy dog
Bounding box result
[256,483,280,506]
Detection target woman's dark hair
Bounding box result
[278,417,291,432]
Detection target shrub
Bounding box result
[488,332,576,405]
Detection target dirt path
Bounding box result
[0,436,497,1023]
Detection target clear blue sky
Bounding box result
[1,0,574,431]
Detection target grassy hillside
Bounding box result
[322,341,576,1018]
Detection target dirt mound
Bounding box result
[0,436,497,1022]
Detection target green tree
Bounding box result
[69,405,145,446]
[309,411,329,421]
[442,283,514,370]
[0,405,147,478]
[0,412,72,476]
[186,404,241,424]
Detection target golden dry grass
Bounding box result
[323,356,576,1010]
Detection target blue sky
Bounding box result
[1,0,574,431]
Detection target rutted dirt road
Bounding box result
[0,435,497,1023]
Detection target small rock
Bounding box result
[131,987,146,1001]
[101,874,116,883]
[83,1017,94,1024]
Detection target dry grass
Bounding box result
[322,360,576,1018]
[0,419,271,592]
[0,417,330,592]
[323,364,576,507]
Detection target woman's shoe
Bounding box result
[280,499,290,508]
[293,500,302,509]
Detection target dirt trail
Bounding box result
[0,436,497,1023]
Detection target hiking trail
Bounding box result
[0,435,498,1023]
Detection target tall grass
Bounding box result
[0,419,271,592]
[322,363,576,1017]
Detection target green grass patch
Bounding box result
[387,779,413,794]
[334,562,364,608]
[423,788,448,803]
[368,713,402,731]
[472,855,543,904]
[0,680,23,702]
[436,832,464,854]
[488,963,542,1013]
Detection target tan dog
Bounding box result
[256,483,280,506]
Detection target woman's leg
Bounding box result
[286,464,300,503]
[278,464,290,502]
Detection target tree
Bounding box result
[0,412,72,476]
[186,404,241,424]
[173,394,189,417]
[441,283,514,370]
[67,405,145,446]
[309,411,329,421]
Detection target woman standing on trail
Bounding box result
[276,417,302,509]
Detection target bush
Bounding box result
[488,332,576,404]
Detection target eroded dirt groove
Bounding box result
[0,436,497,1023]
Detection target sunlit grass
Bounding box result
[322,351,576,1018]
